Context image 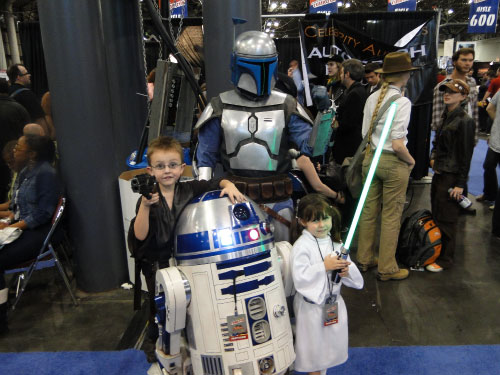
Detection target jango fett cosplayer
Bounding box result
[195,31,315,241]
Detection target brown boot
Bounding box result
[358,259,378,273]
[377,269,409,281]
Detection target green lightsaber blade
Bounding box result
[343,101,399,251]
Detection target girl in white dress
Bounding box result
[290,194,363,375]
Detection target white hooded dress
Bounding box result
[291,230,364,372]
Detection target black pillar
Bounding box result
[202,0,261,100]
[38,0,148,291]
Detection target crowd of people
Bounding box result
[0,64,57,335]
[1,31,500,375]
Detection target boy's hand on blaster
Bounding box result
[220,182,246,204]
[324,253,350,272]
[141,192,159,207]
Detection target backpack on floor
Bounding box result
[397,209,442,268]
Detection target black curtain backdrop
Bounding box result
[18,22,49,99]
[278,11,437,180]
[275,38,302,75]
[327,11,437,180]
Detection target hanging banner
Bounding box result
[299,14,437,105]
[170,0,187,18]
[468,0,499,34]
[309,0,338,15]
[387,0,417,12]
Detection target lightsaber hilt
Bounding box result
[332,243,349,284]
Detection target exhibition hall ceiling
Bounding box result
[6,0,499,41]
[259,0,493,40]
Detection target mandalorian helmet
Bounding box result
[231,31,278,98]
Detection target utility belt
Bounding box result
[303,294,338,305]
[228,174,293,204]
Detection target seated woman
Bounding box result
[0,134,60,334]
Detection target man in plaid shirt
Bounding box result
[431,48,478,214]
[431,48,478,144]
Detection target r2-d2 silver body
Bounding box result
[149,192,295,375]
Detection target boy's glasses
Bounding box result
[151,162,183,170]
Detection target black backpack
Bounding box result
[397,209,442,268]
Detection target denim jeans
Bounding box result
[493,187,500,236]
[482,147,500,201]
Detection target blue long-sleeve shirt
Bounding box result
[196,114,313,169]
[10,161,61,229]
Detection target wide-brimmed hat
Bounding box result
[439,79,470,95]
[375,52,419,74]
[327,54,344,63]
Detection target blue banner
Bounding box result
[309,0,338,15]
[387,0,417,12]
[170,0,187,18]
[468,0,499,33]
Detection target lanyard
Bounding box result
[314,237,333,299]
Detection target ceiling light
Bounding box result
[337,1,343,6]
[448,9,454,14]
[265,28,271,32]
[267,20,272,26]
[345,2,351,8]
[270,32,275,38]
[273,21,279,27]
[270,2,278,10]
[281,2,287,8]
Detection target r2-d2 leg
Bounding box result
[148,267,190,375]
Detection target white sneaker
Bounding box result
[426,263,443,272]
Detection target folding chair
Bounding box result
[5,197,78,310]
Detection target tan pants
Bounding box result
[357,152,411,274]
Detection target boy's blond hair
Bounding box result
[147,136,184,165]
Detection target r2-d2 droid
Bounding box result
[149,192,295,375]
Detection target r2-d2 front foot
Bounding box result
[147,352,183,375]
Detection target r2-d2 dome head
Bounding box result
[231,31,278,98]
[174,191,274,265]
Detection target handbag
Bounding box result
[342,94,401,198]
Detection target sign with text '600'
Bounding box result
[468,0,499,33]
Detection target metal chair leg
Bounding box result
[51,245,78,306]
[11,261,39,311]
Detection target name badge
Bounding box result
[227,314,249,341]
[323,296,338,326]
